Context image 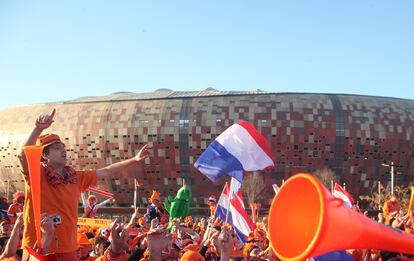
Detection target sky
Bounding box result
[0,0,413,110]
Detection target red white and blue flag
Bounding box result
[333,183,354,208]
[215,178,254,242]
[194,120,274,182]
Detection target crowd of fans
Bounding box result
[1,190,414,260]
[1,109,414,260]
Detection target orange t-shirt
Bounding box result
[383,200,400,216]
[22,167,97,254]
[383,200,401,224]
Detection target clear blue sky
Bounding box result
[1,0,413,109]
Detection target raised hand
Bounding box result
[109,219,130,254]
[14,212,24,229]
[213,227,234,258]
[133,144,150,162]
[147,218,172,256]
[35,108,56,130]
[40,213,57,235]
[126,208,142,229]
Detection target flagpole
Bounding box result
[378,181,381,210]
[225,195,231,224]
[330,180,334,193]
[134,178,137,209]
[225,179,232,223]
[6,179,10,201]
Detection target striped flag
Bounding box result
[194,120,274,183]
[333,183,354,208]
[215,178,254,242]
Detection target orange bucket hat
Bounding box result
[149,190,160,203]
[181,250,205,261]
[13,191,25,202]
[36,133,64,148]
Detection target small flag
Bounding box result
[215,178,254,242]
[333,183,354,208]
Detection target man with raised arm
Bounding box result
[18,108,149,260]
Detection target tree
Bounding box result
[359,185,411,212]
[311,167,339,189]
[241,171,266,205]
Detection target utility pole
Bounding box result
[381,162,395,194]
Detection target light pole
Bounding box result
[381,162,395,194]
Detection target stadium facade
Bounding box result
[1,89,414,207]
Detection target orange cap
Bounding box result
[138,217,146,226]
[184,243,200,252]
[36,133,64,148]
[77,232,91,246]
[149,190,160,202]
[181,250,205,261]
[13,191,25,202]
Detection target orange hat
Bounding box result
[138,217,146,226]
[77,232,91,246]
[184,243,200,252]
[149,190,160,202]
[13,191,25,202]
[36,133,64,148]
[184,216,193,223]
[181,250,205,261]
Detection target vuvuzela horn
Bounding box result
[23,145,43,251]
[268,173,414,261]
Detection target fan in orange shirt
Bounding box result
[7,191,25,224]
[18,109,150,260]
[383,194,401,225]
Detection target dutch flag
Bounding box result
[194,120,274,182]
[215,178,254,242]
[333,183,354,208]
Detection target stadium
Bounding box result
[1,88,414,208]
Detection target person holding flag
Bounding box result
[215,178,255,243]
[194,120,274,243]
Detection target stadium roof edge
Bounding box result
[2,90,414,110]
